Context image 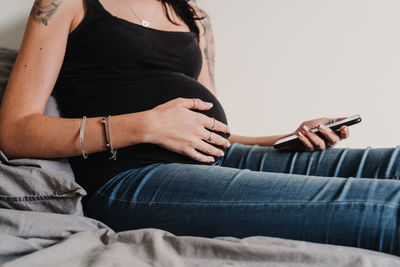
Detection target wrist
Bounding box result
[285,131,296,138]
[269,132,295,146]
[278,132,295,141]
[138,109,158,144]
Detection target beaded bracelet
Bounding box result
[79,116,89,159]
[102,115,117,161]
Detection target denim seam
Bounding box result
[385,175,400,179]
[93,191,400,208]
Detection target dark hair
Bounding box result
[160,0,206,39]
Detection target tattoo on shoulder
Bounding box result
[30,0,63,26]
[198,9,216,89]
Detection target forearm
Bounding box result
[228,132,294,146]
[0,111,150,159]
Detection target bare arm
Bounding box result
[196,8,217,96]
[0,0,148,159]
[227,133,294,146]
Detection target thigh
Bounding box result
[84,162,400,256]
[222,143,400,179]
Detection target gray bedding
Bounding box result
[1,208,400,267]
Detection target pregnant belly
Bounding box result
[56,70,230,162]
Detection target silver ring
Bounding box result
[192,99,196,109]
[208,132,213,142]
[211,117,216,130]
[193,153,199,161]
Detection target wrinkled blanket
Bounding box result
[0,208,399,267]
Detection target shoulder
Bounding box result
[68,0,88,34]
[30,0,83,19]
[188,2,207,16]
[188,3,211,38]
[30,0,84,33]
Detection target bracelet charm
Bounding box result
[102,115,117,161]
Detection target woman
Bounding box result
[1,0,400,256]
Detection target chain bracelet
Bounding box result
[102,115,117,161]
[79,116,89,159]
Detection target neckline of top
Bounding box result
[95,0,197,36]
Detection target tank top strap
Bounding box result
[90,0,115,17]
[83,0,114,21]
[68,0,110,39]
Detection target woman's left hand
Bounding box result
[291,117,350,151]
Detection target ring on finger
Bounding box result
[211,117,216,130]
[192,99,196,109]
[208,132,213,142]
[327,141,337,147]
[193,153,199,161]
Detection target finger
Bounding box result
[187,148,215,163]
[339,126,350,139]
[333,117,348,123]
[318,124,340,146]
[201,129,230,148]
[198,114,230,134]
[302,126,326,150]
[297,131,314,151]
[318,117,332,125]
[196,139,225,158]
[179,98,214,110]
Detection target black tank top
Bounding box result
[53,0,230,195]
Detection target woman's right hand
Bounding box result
[144,97,231,163]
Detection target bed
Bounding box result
[1,47,399,267]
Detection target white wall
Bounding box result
[2,0,400,148]
[0,0,32,49]
[199,0,400,148]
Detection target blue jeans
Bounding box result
[84,144,400,256]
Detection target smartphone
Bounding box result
[273,114,362,149]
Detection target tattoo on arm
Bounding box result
[199,9,216,90]
[30,0,63,26]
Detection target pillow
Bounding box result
[0,47,18,105]
[0,47,84,215]
[0,150,85,215]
